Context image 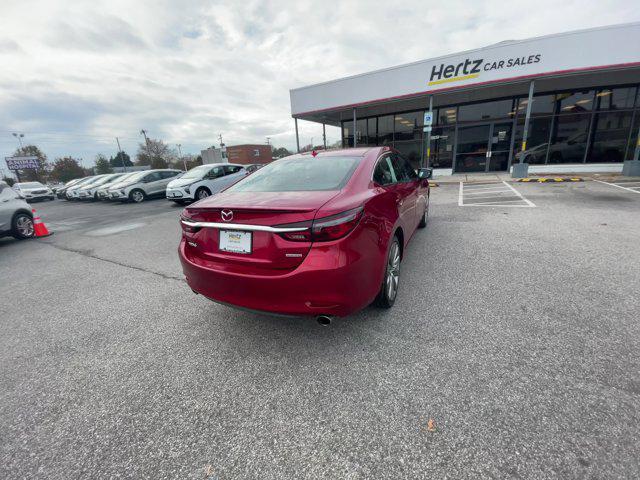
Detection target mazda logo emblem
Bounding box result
[221,210,233,222]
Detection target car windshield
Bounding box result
[15,182,43,188]
[227,156,360,192]
[121,171,148,183]
[91,174,122,186]
[180,165,213,179]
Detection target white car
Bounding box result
[77,173,126,200]
[66,175,104,200]
[95,172,138,200]
[12,182,55,201]
[166,163,245,204]
[106,169,182,203]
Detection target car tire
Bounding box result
[173,200,187,205]
[418,202,428,229]
[374,236,401,309]
[129,189,146,203]
[195,187,211,200]
[12,213,35,240]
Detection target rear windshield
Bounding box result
[228,156,359,192]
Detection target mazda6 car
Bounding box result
[178,147,432,321]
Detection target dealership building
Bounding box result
[290,23,640,175]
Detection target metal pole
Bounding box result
[177,144,186,171]
[520,81,535,163]
[425,95,433,168]
[295,118,300,153]
[116,137,126,173]
[353,108,357,148]
[322,123,327,149]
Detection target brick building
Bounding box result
[226,144,273,165]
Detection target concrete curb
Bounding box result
[516,177,584,183]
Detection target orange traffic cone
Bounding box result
[32,209,53,237]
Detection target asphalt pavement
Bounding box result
[1,183,639,479]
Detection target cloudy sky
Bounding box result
[0,0,637,169]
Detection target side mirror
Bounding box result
[418,168,433,180]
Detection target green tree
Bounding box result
[13,145,48,181]
[50,157,85,183]
[272,147,292,159]
[136,138,171,169]
[110,151,132,168]
[95,154,113,174]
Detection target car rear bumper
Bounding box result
[178,234,383,318]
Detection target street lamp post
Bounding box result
[12,132,24,149]
[177,144,187,171]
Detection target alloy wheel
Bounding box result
[197,189,209,200]
[386,241,400,301]
[132,191,144,203]
[16,215,34,237]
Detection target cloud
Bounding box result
[0,0,637,164]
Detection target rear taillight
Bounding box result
[180,212,199,234]
[276,206,363,243]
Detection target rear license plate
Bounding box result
[219,230,252,254]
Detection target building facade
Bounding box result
[226,144,273,165]
[290,23,640,174]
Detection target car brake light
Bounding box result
[276,206,363,243]
[180,211,199,234]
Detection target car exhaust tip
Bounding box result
[316,315,332,326]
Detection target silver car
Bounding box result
[77,173,126,200]
[0,181,34,239]
[106,169,182,203]
[12,181,54,202]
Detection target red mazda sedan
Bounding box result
[178,147,431,321]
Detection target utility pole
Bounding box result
[266,137,270,145]
[116,137,127,173]
[177,144,187,171]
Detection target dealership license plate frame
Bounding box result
[219,230,252,254]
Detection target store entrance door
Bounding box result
[454,122,513,173]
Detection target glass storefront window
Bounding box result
[518,94,556,117]
[354,119,367,145]
[548,114,591,163]
[628,113,639,160]
[428,126,455,169]
[378,115,394,145]
[596,87,637,111]
[367,117,377,145]
[514,116,553,164]
[457,99,516,123]
[342,123,352,147]
[394,111,423,142]
[556,90,595,114]
[438,107,457,125]
[588,111,634,162]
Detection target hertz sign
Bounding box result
[428,55,542,86]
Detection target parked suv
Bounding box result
[107,169,182,203]
[66,175,103,200]
[12,182,54,201]
[166,163,245,204]
[0,181,34,239]
[96,172,137,200]
[77,173,126,200]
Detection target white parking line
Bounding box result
[500,181,537,207]
[593,179,640,194]
[459,181,536,207]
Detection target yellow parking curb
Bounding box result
[516,177,583,183]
